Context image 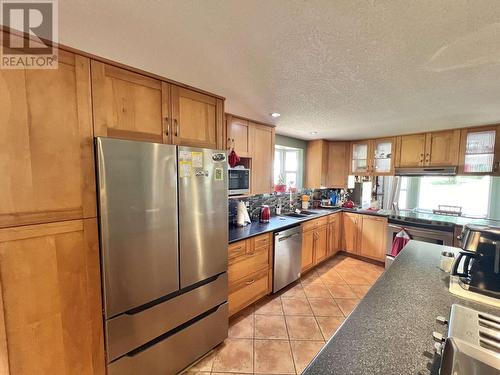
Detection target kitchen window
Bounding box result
[398,176,493,218]
[274,147,303,190]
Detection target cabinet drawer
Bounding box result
[228,247,268,285]
[302,216,328,232]
[252,233,270,250]
[327,213,340,223]
[228,240,247,260]
[228,269,269,316]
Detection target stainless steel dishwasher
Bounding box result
[273,225,303,293]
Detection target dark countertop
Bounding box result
[303,240,500,375]
[228,207,500,244]
[228,208,389,244]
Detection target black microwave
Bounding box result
[228,168,250,195]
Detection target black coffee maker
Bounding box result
[452,224,500,298]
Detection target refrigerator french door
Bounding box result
[96,138,228,375]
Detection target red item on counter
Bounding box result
[342,200,355,208]
[259,205,270,223]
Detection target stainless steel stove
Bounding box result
[386,213,455,268]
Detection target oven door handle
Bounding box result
[388,223,451,237]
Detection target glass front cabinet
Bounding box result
[459,125,499,175]
[350,138,395,176]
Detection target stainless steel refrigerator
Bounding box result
[96,137,228,375]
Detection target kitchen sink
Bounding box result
[283,210,319,218]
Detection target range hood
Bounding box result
[395,166,457,176]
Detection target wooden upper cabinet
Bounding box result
[171,85,223,149]
[251,124,275,195]
[306,140,329,188]
[326,142,349,188]
[226,115,253,157]
[91,61,168,143]
[372,138,395,175]
[459,125,500,175]
[425,130,460,166]
[0,219,105,374]
[0,51,96,228]
[358,216,387,261]
[397,130,461,168]
[397,133,427,167]
[350,141,371,175]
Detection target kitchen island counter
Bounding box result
[303,240,500,375]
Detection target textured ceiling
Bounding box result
[57,0,500,140]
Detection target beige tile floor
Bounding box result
[183,254,384,375]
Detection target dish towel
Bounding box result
[390,228,410,257]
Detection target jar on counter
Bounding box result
[440,251,455,273]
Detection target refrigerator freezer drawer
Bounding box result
[106,273,227,362]
[108,303,228,375]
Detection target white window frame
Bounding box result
[274,146,303,190]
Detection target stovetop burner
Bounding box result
[389,213,455,232]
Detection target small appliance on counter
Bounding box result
[433,304,500,374]
[228,167,250,195]
[450,224,500,307]
[259,205,270,223]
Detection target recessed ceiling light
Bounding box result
[270,112,281,118]
[310,131,318,135]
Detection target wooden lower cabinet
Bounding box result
[0,219,105,375]
[327,213,341,256]
[228,233,272,316]
[301,218,328,272]
[342,213,360,254]
[358,216,388,261]
[341,213,387,262]
[301,229,315,272]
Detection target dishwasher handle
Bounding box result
[277,232,301,242]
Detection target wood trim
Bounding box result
[161,82,172,144]
[216,98,225,150]
[0,220,84,242]
[1,26,225,100]
[225,113,276,128]
[0,278,10,375]
[75,55,98,219]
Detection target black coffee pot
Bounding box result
[452,224,500,298]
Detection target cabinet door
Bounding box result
[359,216,387,261]
[327,216,341,256]
[350,141,371,175]
[0,219,105,375]
[0,51,96,228]
[373,138,395,175]
[301,230,315,272]
[314,226,328,264]
[251,124,275,194]
[171,85,223,149]
[227,115,253,157]
[91,61,167,143]
[397,134,426,167]
[425,130,460,166]
[306,140,328,188]
[327,142,349,188]
[342,213,358,254]
[459,125,499,175]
